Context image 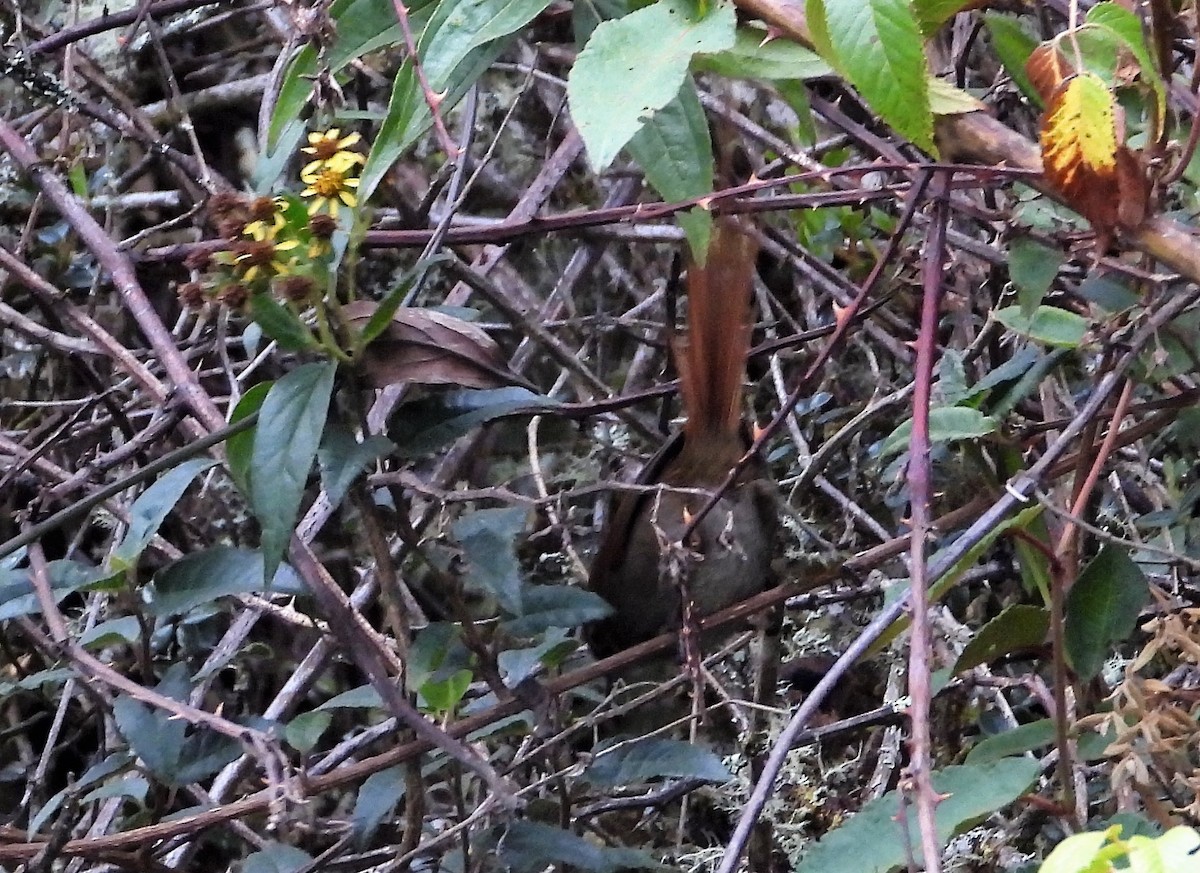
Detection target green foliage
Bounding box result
[147,547,306,616]
[352,766,406,846]
[995,305,1089,348]
[110,458,216,571]
[249,361,337,580]
[567,0,735,171]
[316,424,394,508]
[806,0,935,153]
[880,406,998,457]
[1065,544,1150,680]
[498,820,663,873]
[793,757,1040,872]
[584,738,733,784]
[1039,825,1200,873]
[1009,238,1065,318]
[953,604,1050,673]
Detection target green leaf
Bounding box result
[1009,238,1065,318]
[389,387,558,457]
[227,381,272,496]
[793,758,1040,873]
[268,0,430,148]
[568,0,736,171]
[359,0,549,202]
[984,14,1041,106]
[880,406,998,457]
[1040,831,1117,873]
[807,0,935,153]
[1065,544,1149,680]
[497,628,578,687]
[419,668,472,714]
[111,458,217,570]
[284,711,332,753]
[585,738,732,785]
[995,305,1089,348]
[317,684,386,710]
[626,80,713,257]
[317,424,394,509]
[147,546,306,616]
[500,585,613,637]
[111,664,241,786]
[913,0,974,36]
[966,719,1054,765]
[407,623,473,692]
[499,821,662,873]
[79,616,142,649]
[351,766,406,846]
[249,294,317,352]
[1085,2,1166,125]
[954,604,1049,674]
[250,361,337,581]
[452,507,528,615]
[693,27,833,80]
[0,560,104,621]
[244,843,314,873]
[1128,827,1200,873]
[626,80,713,201]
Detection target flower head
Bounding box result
[301,128,365,176]
[301,163,360,219]
[234,221,299,282]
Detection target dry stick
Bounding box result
[0,117,513,803]
[389,0,458,158]
[23,0,219,54]
[1050,376,1136,818]
[714,284,1200,873]
[905,171,950,873]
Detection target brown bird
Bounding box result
[587,219,777,658]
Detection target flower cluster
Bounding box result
[180,127,364,313]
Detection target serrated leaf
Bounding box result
[585,738,732,785]
[807,0,935,153]
[1025,41,1074,105]
[111,458,217,570]
[927,76,985,115]
[147,547,306,616]
[793,758,1039,873]
[995,305,1088,348]
[250,361,337,581]
[954,604,1050,673]
[568,0,735,171]
[913,0,977,36]
[693,27,833,80]
[1065,544,1149,680]
[627,80,713,257]
[452,507,527,615]
[880,406,997,457]
[1086,1,1166,127]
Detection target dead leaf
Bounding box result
[1025,43,1075,105]
[343,300,533,391]
[1039,72,1148,241]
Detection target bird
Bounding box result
[586,218,777,659]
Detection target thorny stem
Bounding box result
[389,0,460,159]
[906,171,950,873]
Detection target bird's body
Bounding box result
[587,221,777,658]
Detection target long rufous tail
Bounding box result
[672,219,758,443]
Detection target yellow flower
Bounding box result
[243,196,287,239]
[301,128,366,177]
[234,222,299,282]
[301,164,360,218]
